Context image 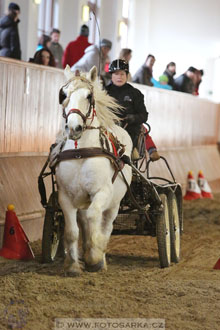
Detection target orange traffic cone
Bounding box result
[184,171,202,200]
[198,170,213,199]
[213,258,220,270]
[0,204,34,260]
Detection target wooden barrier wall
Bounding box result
[134,83,220,148]
[0,58,220,243]
[0,57,64,153]
[1,57,220,153]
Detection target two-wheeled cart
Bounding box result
[38,134,183,268]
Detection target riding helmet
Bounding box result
[109,59,129,73]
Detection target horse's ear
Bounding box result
[75,69,80,77]
[64,65,74,80]
[88,66,97,82]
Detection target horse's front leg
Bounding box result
[83,187,113,272]
[100,204,121,269]
[58,191,81,276]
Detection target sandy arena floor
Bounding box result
[0,195,220,330]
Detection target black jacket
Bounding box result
[174,74,195,94]
[163,69,176,89]
[0,15,21,59]
[105,82,148,145]
[132,64,153,86]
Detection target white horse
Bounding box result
[53,65,132,276]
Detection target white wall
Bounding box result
[1,0,220,101]
[129,0,220,101]
[58,0,80,50]
[98,0,120,60]
[128,0,152,74]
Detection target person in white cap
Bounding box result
[71,38,112,79]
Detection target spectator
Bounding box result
[163,62,176,89]
[119,48,132,63]
[132,54,155,86]
[49,28,63,69]
[30,48,55,67]
[119,48,132,81]
[151,75,172,90]
[37,34,51,51]
[106,59,160,161]
[0,2,21,59]
[175,66,197,94]
[62,25,91,69]
[71,38,112,82]
[194,69,204,96]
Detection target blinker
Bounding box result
[59,88,66,104]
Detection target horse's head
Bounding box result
[59,65,97,140]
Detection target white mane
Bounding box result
[62,66,123,129]
[91,78,123,128]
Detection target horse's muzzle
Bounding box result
[68,126,83,141]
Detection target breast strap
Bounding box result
[52,147,124,183]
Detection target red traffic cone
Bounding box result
[198,170,213,199]
[213,258,220,270]
[184,171,202,200]
[0,204,34,260]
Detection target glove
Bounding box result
[150,150,160,161]
[125,114,136,125]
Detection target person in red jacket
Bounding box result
[62,25,92,69]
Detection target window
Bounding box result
[119,0,130,48]
[37,0,55,36]
[122,0,129,18]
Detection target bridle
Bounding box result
[59,75,123,154]
[54,74,127,183]
[59,76,96,126]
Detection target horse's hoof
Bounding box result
[64,270,81,277]
[64,265,82,277]
[85,260,104,272]
[64,261,82,277]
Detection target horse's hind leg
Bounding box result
[58,191,81,276]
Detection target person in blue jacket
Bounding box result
[151,75,172,90]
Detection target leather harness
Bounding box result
[51,147,125,184]
[53,76,126,183]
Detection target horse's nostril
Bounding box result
[75,125,83,132]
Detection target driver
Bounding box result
[105,59,160,161]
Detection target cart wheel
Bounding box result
[42,193,65,263]
[156,194,171,268]
[167,192,181,263]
